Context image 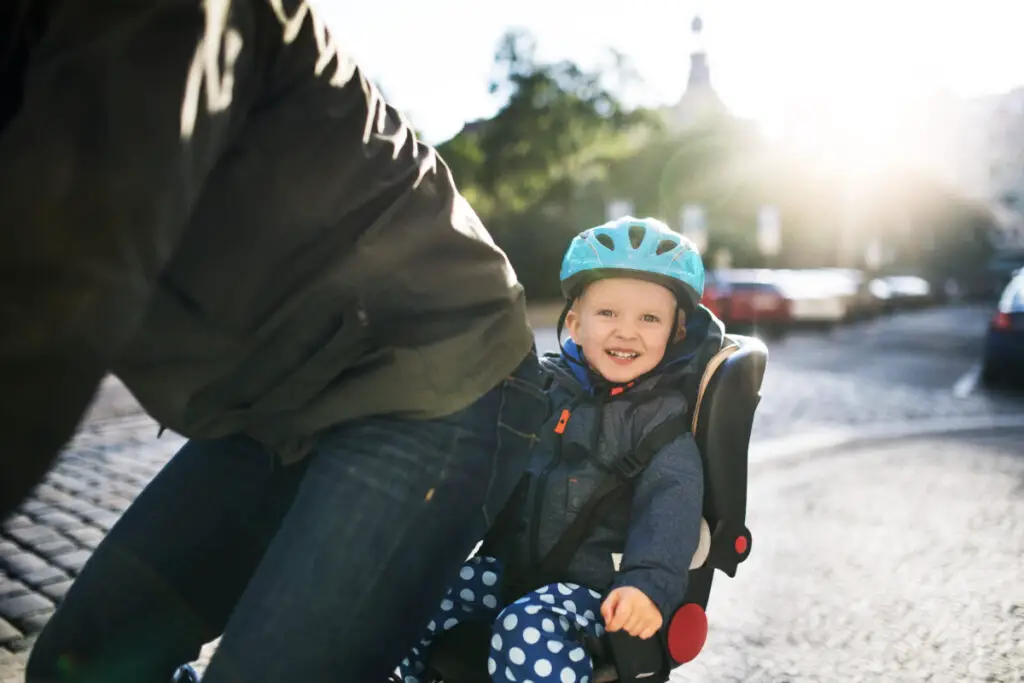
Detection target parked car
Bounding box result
[812,269,865,320]
[847,269,890,319]
[714,269,791,339]
[882,275,933,309]
[702,271,731,321]
[771,270,849,327]
[868,277,894,313]
[981,272,1024,386]
[986,250,1024,298]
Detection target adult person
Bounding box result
[0,1,548,681]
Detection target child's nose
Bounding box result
[614,322,639,339]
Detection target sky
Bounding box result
[314,0,1024,146]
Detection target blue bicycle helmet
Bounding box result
[560,216,705,312]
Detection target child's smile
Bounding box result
[565,278,679,384]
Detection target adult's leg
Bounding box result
[202,349,547,683]
[26,435,305,683]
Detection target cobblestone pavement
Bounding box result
[2,306,1023,681]
[1,418,187,679]
[673,430,1024,683]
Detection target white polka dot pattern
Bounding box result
[396,562,607,683]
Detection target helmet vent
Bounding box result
[628,225,646,249]
[656,239,679,256]
[595,233,615,250]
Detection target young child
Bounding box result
[395,216,723,683]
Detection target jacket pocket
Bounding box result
[496,349,550,445]
[246,303,376,415]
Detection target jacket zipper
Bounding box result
[529,427,564,568]
[529,395,580,568]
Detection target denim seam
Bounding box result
[482,382,508,529]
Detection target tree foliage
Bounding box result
[437,29,656,297]
[435,29,998,300]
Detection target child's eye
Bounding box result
[596,309,615,317]
[641,314,661,324]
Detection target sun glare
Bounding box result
[761,45,935,183]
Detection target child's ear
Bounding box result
[564,307,581,341]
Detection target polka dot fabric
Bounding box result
[397,556,505,682]
[396,556,605,683]
[489,581,604,683]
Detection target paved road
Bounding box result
[2,305,1022,681]
[673,430,1024,683]
[762,305,992,392]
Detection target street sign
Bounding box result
[864,238,882,270]
[757,205,782,256]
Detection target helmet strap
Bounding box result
[555,298,574,347]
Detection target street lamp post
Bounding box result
[680,204,708,253]
[757,205,782,267]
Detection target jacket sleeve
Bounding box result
[0,0,256,517]
[612,432,704,617]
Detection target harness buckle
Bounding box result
[613,451,646,479]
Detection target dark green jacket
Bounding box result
[0,0,533,515]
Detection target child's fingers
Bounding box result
[600,592,619,627]
[626,608,662,639]
[608,605,627,632]
[638,618,661,640]
[608,599,632,632]
[619,603,640,635]
[625,611,646,637]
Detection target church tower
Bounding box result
[667,12,728,130]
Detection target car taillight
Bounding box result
[992,312,1012,330]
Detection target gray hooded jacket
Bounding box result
[487,307,726,617]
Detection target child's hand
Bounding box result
[600,586,663,640]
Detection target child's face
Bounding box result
[565,278,681,384]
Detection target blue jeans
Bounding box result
[26,348,547,683]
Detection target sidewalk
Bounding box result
[674,429,1024,683]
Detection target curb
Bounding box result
[750,413,1024,469]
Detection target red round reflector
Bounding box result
[992,312,1012,330]
[666,603,708,664]
[735,535,748,555]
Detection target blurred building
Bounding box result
[927,87,1024,252]
[665,14,729,131]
